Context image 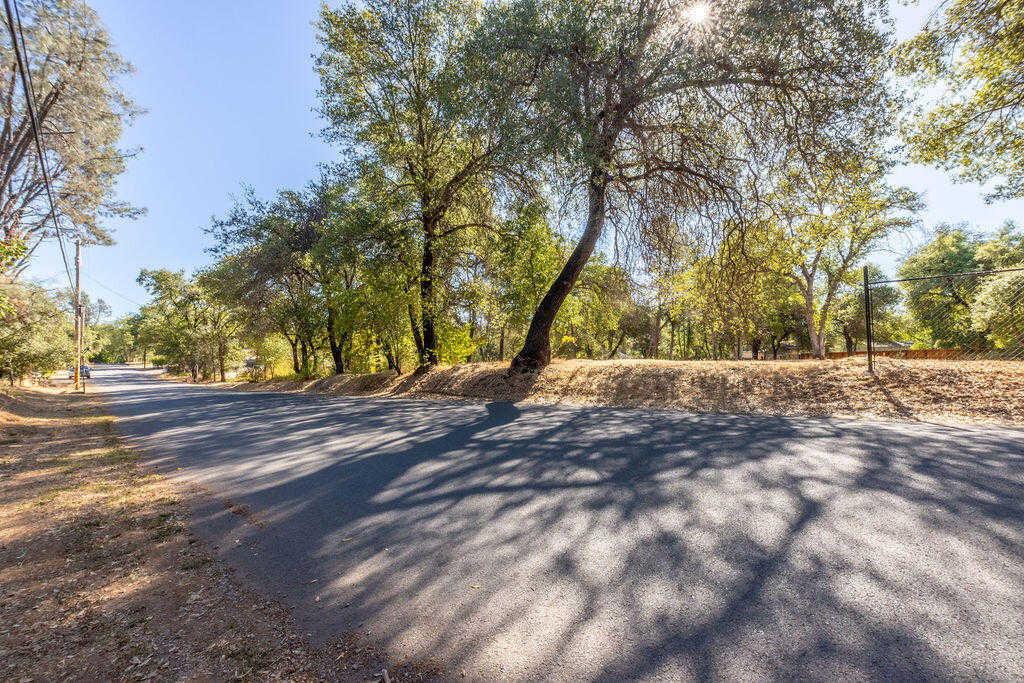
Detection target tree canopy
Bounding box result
[899,0,1024,201]
[1,0,143,275]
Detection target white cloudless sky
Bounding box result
[23,1,1024,317]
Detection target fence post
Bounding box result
[863,264,874,374]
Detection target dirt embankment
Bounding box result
[207,356,1024,424]
[0,385,444,681]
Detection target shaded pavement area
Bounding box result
[94,365,1024,680]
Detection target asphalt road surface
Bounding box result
[94,364,1024,681]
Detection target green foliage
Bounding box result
[136,268,245,381]
[89,321,134,363]
[0,238,27,315]
[900,224,1024,348]
[898,0,1024,200]
[972,270,1024,348]
[0,283,73,381]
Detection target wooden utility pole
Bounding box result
[74,239,83,391]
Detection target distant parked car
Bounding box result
[68,364,91,379]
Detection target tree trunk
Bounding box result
[606,330,626,359]
[142,349,147,369]
[803,292,825,359]
[289,338,300,374]
[418,216,439,368]
[511,166,608,373]
[218,344,226,382]
[326,307,345,374]
[648,310,662,358]
[299,338,310,377]
[751,337,762,360]
[382,339,400,374]
[498,324,506,362]
[844,328,855,355]
[407,302,424,359]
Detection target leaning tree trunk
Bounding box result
[511,166,608,374]
[381,339,400,374]
[606,330,626,359]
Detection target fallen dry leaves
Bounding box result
[0,385,445,682]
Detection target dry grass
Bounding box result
[209,356,1024,424]
[0,385,445,682]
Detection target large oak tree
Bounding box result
[478,0,896,372]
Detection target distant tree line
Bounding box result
[84,221,1024,379]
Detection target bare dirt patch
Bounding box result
[198,356,1024,424]
[0,385,445,681]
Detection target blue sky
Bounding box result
[24,1,1024,317]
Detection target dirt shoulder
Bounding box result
[193,356,1024,425]
[0,385,445,682]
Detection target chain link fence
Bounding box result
[864,265,1024,372]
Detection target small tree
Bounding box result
[770,159,920,357]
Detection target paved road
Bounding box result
[95,365,1024,680]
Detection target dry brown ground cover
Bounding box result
[208,356,1024,424]
[0,385,445,682]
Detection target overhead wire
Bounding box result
[84,272,144,307]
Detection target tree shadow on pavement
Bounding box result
[101,371,1024,681]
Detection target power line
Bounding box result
[2,0,75,290]
[84,272,144,307]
